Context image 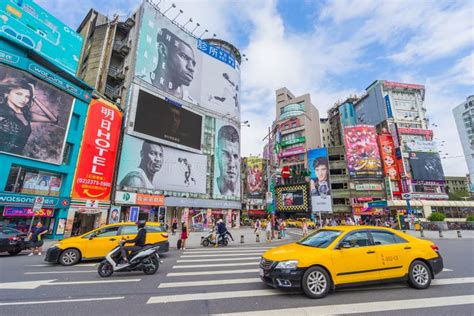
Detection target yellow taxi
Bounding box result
[260,226,443,298]
[45,222,169,266]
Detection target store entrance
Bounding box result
[72,213,99,236]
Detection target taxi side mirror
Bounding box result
[338,241,351,249]
[89,233,97,240]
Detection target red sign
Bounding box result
[281,166,291,179]
[72,99,122,201]
[397,128,433,138]
[378,133,399,180]
[383,81,424,90]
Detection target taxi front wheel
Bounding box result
[302,266,331,299]
[408,260,432,289]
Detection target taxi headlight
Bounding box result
[275,260,299,269]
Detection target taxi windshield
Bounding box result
[297,229,342,248]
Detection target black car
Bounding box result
[0,227,29,255]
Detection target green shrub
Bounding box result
[467,215,474,222]
[428,212,446,222]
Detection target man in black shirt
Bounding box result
[121,221,147,263]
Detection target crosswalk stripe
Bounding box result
[46,279,142,286]
[443,268,453,271]
[184,247,272,252]
[177,257,260,263]
[432,277,474,285]
[158,278,261,288]
[182,253,264,258]
[147,289,286,304]
[25,270,96,275]
[213,295,474,315]
[167,269,258,277]
[26,263,97,267]
[0,296,125,306]
[173,262,257,269]
[182,250,268,255]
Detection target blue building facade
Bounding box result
[0,40,92,239]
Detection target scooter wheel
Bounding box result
[144,255,159,275]
[98,260,114,278]
[202,239,210,247]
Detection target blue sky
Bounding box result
[37,0,474,176]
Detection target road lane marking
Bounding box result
[167,269,258,277]
[177,257,260,263]
[158,278,261,288]
[182,253,264,258]
[182,250,268,255]
[24,270,96,275]
[173,262,257,269]
[0,280,57,290]
[26,263,98,267]
[214,295,474,315]
[147,289,287,304]
[443,268,453,271]
[0,296,125,306]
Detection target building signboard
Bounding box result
[0,193,69,208]
[275,183,310,212]
[281,137,305,147]
[280,146,306,158]
[355,183,383,191]
[4,206,53,217]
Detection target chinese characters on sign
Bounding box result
[197,39,236,68]
[72,99,122,201]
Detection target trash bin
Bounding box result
[415,223,421,231]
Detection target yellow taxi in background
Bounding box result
[45,222,169,266]
[260,226,443,298]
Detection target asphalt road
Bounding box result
[0,235,473,315]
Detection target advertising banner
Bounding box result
[275,183,310,212]
[405,140,437,153]
[339,102,357,127]
[21,172,62,196]
[280,146,305,158]
[3,206,53,217]
[118,135,207,194]
[72,99,122,201]
[378,133,399,180]
[308,148,332,213]
[245,156,264,198]
[129,87,203,152]
[115,191,137,204]
[281,136,305,147]
[0,64,75,164]
[108,205,121,224]
[134,1,240,120]
[355,183,383,191]
[343,125,383,178]
[0,0,83,75]
[398,127,433,138]
[409,152,445,182]
[135,194,165,206]
[213,120,241,199]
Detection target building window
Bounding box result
[62,143,73,165]
[4,165,63,196]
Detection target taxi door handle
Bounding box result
[404,246,412,250]
[109,238,116,241]
[366,250,375,254]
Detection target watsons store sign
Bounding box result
[0,193,70,208]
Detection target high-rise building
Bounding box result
[320,118,330,148]
[355,80,447,201]
[77,0,243,228]
[453,95,474,192]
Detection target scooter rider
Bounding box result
[215,219,234,247]
[121,221,147,264]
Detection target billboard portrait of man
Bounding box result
[215,124,240,196]
[119,140,164,189]
[150,28,197,103]
[310,157,331,197]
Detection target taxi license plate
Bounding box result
[259,268,264,277]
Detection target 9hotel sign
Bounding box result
[71,99,122,201]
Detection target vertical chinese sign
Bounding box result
[71,99,123,201]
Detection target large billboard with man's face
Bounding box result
[129,86,203,152]
[343,125,383,178]
[117,135,207,194]
[308,148,332,213]
[134,1,240,120]
[0,64,74,164]
[213,120,241,199]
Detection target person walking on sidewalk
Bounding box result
[302,219,308,237]
[265,220,272,242]
[28,222,47,256]
[180,225,188,250]
[171,217,178,235]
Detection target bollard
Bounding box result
[457,230,462,238]
[240,235,245,243]
[439,229,443,238]
[256,233,260,243]
[420,230,424,238]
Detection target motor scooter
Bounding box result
[98,240,162,277]
[201,229,229,247]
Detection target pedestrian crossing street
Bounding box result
[1,243,474,314]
